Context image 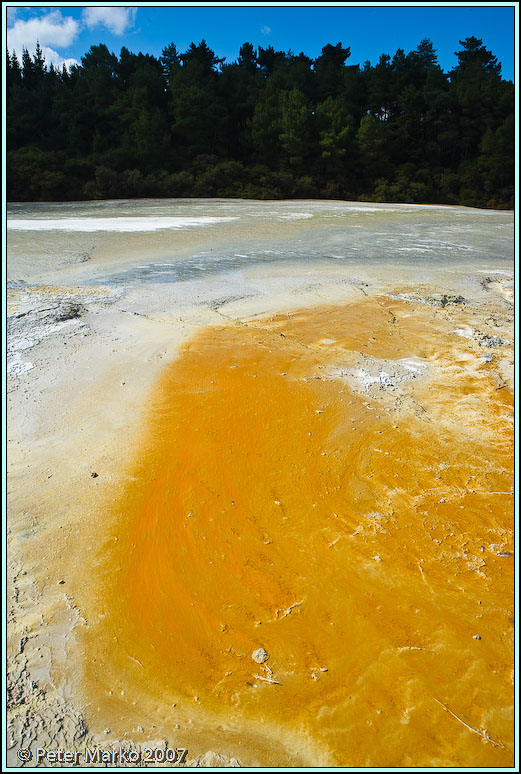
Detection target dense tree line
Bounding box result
[6,36,514,207]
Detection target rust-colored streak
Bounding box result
[86,298,514,766]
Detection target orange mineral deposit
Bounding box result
[84,298,514,767]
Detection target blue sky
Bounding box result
[5,4,516,80]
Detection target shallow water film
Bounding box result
[7,198,513,287]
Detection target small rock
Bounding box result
[58,579,65,585]
[54,302,84,322]
[137,726,144,733]
[473,634,482,640]
[439,294,466,308]
[90,472,98,478]
[252,648,269,664]
[478,334,508,348]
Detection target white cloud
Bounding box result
[6,6,137,71]
[7,10,80,68]
[261,25,271,35]
[41,46,79,71]
[82,7,137,36]
[8,10,79,51]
